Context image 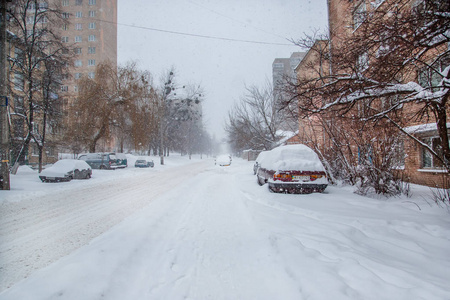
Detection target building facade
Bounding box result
[57,0,117,105]
[295,0,449,188]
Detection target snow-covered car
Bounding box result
[215,155,231,166]
[253,150,268,175]
[114,153,128,168]
[135,157,154,168]
[39,159,92,182]
[78,153,118,170]
[256,144,327,194]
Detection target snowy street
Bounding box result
[1,156,450,300]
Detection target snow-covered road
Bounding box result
[0,159,209,292]
[1,156,449,300]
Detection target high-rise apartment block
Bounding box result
[57,0,117,99]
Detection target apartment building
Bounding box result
[296,0,449,188]
[57,0,117,102]
[6,0,117,166]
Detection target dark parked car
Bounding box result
[135,157,154,168]
[39,159,92,182]
[115,153,128,168]
[78,153,118,170]
[256,144,328,194]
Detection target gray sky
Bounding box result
[117,0,328,140]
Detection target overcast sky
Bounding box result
[117,0,329,140]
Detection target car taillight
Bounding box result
[273,172,292,182]
[274,172,326,182]
[310,174,323,181]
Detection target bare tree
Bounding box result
[226,82,284,153]
[7,0,72,167]
[286,0,449,171]
[68,61,152,153]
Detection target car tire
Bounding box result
[257,175,264,186]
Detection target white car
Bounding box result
[256,144,327,193]
[253,150,269,175]
[215,155,232,166]
[39,159,92,182]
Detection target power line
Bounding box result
[96,18,294,46]
[186,0,289,41]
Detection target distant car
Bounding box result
[114,153,128,168]
[39,159,92,182]
[215,155,231,166]
[256,144,327,194]
[78,153,118,170]
[253,150,269,175]
[135,157,154,168]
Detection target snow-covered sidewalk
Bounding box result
[0,157,449,300]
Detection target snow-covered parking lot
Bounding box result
[0,155,449,300]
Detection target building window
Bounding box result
[74,60,82,67]
[88,46,96,54]
[14,96,25,115]
[38,16,48,23]
[32,143,39,156]
[75,0,83,5]
[26,16,34,24]
[75,73,82,79]
[62,24,68,31]
[13,118,25,139]
[76,11,82,18]
[89,0,96,5]
[88,72,95,79]
[14,47,24,65]
[39,2,48,10]
[418,54,450,92]
[353,2,366,29]
[62,36,69,43]
[74,86,79,92]
[14,72,24,91]
[62,0,69,6]
[89,10,96,17]
[74,47,82,54]
[421,136,447,169]
[61,85,69,92]
[75,23,82,30]
[74,35,82,42]
[88,59,96,66]
[88,35,96,42]
[89,22,96,29]
[62,12,69,19]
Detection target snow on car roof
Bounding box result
[261,144,325,172]
[40,159,91,177]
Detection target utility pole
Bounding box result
[0,0,10,190]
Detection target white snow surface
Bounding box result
[0,155,449,300]
[261,144,326,172]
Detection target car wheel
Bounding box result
[257,175,264,186]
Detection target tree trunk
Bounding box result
[435,104,450,172]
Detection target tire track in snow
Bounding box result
[0,161,209,292]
